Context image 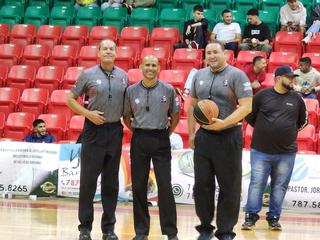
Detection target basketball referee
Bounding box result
[123,55,180,240]
[66,39,129,240]
[187,41,253,240]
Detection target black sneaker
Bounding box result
[132,235,148,240]
[103,231,119,240]
[197,232,214,240]
[241,213,259,230]
[267,216,282,231]
[79,229,92,240]
[168,235,179,240]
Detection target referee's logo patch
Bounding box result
[161,95,167,102]
[243,82,252,91]
[96,79,102,85]
[134,98,140,104]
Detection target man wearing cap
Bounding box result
[123,55,180,240]
[241,65,308,231]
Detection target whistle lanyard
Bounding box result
[100,66,114,101]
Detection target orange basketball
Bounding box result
[193,99,219,125]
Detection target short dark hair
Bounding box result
[221,9,231,16]
[33,119,45,128]
[247,8,259,16]
[300,57,312,65]
[253,56,264,65]
[193,4,204,12]
[206,40,225,51]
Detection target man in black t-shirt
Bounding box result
[175,5,208,49]
[241,65,308,232]
[239,8,272,56]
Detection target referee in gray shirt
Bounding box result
[123,55,180,240]
[188,41,253,240]
[66,39,129,240]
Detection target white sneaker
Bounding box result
[302,35,311,43]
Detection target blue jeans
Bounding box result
[245,149,296,218]
[307,22,320,33]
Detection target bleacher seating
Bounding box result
[0,65,9,87]
[0,43,23,66]
[10,24,36,47]
[6,65,36,92]
[34,66,65,93]
[88,26,118,46]
[3,112,35,140]
[62,66,85,89]
[118,26,149,55]
[67,115,84,141]
[21,44,50,69]
[18,88,49,117]
[0,87,20,119]
[38,113,67,141]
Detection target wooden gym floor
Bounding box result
[0,197,320,240]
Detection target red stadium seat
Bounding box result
[36,25,62,49]
[260,73,275,89]
[49,45,77,69]
[61,25,89,51]
[267,52,299,73]
[78,45,99,68]
[149,27,180,54]
[172,48,202,72]
[158,69,188,89]
[274,31,304,57]
[118,26,149,55]
[3,112,35,140]
[67,115,84,141]
[304,99,319,129]
[244,124,254,149]
[10,24,36,47]
[174,118,189,148]
[297,124,317,152]
[122,122,132,144]
[181,94,190,118]
[306,32,320,53]
[6,65,36,92]
[34,66,65,93]
[0,87,20,119]
[38,113,67,141]
[115,46,137,72]
[18,88,49,117]
[21,44,50,69]
[0,112,5,137]
[235,50,267,70]
[0,24,10,44]
[62,66,85,89]
[224,49,235,65]
[89,26,118,46]
[140,47,170,70]
[128,68,143,85]
[0,65,9,87]
[318,131,320,154]
[48,89,74,121]
[0,43,23,66]
[302,53,320,72]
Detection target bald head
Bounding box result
[140,55,159,81]
[99,39,116,50]
[141,55,159,65]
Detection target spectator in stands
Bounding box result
[241,65,307,232]
[239,8,272,56]
[280,0,306,33]
[244,56,267,94]
[101,0,123,11]
[293,57,320,99]
[302,4,320,43]
[122,0,156,13]
[174,5,208,50]
[24,119,56,143]
[74,0,98,11]
[211,9,242,53]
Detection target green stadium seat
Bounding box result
[156,0,180,11]
[259,10,279,37]
[101,7,127,32]
[206,0,232,10]
[24,5,49,30]
[4,0,27,9]
[159,8,186,34]
[128,7,158,33]
[181,0,205,14]
[234,0,258,10]
[29,0,53,9]
[74,6,100,30]
[0,5,24,29]
[53,0,75,7]
[49,5,74,28]
[188,8,217,31]
[228,9,247,31]
[261,0,284,12]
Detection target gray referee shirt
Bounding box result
[124,80,180,130]
[71,64,129,122]
[190,65,253,120]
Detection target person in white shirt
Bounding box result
[294,57,320,99]
[280,0,306,33]
[211,9,242,53]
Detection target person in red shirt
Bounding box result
[244,56,267,94]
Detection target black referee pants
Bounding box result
[193,127,243,239]
[130,129,177,236]
[78,120,123,234]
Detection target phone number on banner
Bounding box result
[291,200,320,209]
[0,184,28,193]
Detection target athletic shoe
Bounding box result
[267,216,282,231]
[197,232,214,240]
[102,231,118,240]
[79,229,92,240]
[241,213,259,230]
